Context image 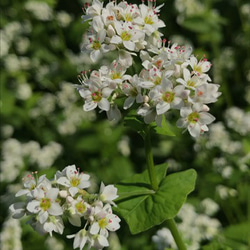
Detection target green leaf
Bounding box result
[152,115,176,137]
[114,166,197,234]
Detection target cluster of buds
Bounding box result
[77,0,221,137]
[9,165,120,250]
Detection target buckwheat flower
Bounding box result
[56,165,90,196]
[43,216,64,236]
[99,182,118,206]
[192,83,221,104]
[149,78,186,115]
[134,3,165,36]
[189,55,212,77]
[122,75,143,109]
[67,196,90,226]
[85,0,103,19]
[137,103,163,126]
[9,202,26,219]
[78,73,113,112]
[176,68,202,90]
[84,30,110,62]
[89,233,109,249]
[106,104,122,122]
[177,103,215,137]
[101,60,131,87]
[67,229,90,250]
[110,21,145,51]
[27,187,63,224]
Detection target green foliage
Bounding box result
[115,164,197,234]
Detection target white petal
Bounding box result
[156,102,170,115]
[84,101,97,111]
[46,188,59,201]
[90,222,100,235]
[98,98,110,111]
[199,112,215,125]
[123,41,135,51]
[57,176,70,187]
[27,200,40,213]
[39,211,48,224]
[124,96,135,109]
[49,203,63,216]
[110,35,122,44]
[69,187,78,197]
[188,123,201,138]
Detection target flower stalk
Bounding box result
[144,126,158,191]
[166,218,187,250]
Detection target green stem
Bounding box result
[166,218,187,250]
[144,127,158,191]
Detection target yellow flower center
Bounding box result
[125,13,133,22]
[162,92,175,103]
[187,80,195,87]
[40,198,51,211]
[70,176,80,187]
[144,16,154,25]
[111,72,121,80]
[121,31,132,41]
[91,92,102,102]
[91,40,101,50]
[75,202,86,214]
[153,76,162,85]
[98,218,108,229]
[188,112,200,123]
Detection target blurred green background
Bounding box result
[0,0,249,249]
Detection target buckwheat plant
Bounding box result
[10,0,221,249]
[76,0,220,249]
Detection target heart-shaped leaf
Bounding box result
[114,167,197,234]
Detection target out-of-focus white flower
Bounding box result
[1,125,14,138]
[225,107,250,136]
[56,11,72,27]
[117,136,130,156]
[0,30,10,57]
[25,1,53,21]
[45,236,64,250]
[216,185,238,200]
[0,217,22,250]
[16,83,32,100]
[200,198,219,216]
[152,227,176,250]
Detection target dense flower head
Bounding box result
[77,0,221,138]
[9,165,120,250]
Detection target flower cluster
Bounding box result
[77,0,221,137]
[9,165,120,250]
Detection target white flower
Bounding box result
[99,182,118,206]
[43,216,64,236]
[110,21,145,51]
[177,104,215,137]
[67,229,89,250]
[122,75,143,110]
[57,165,90,196]
[89,234,109,249]
[149,79,186,115]
[89,204,120,238]
[189,56,212,77]
[27,187,63,224]
[134,3,165,36]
